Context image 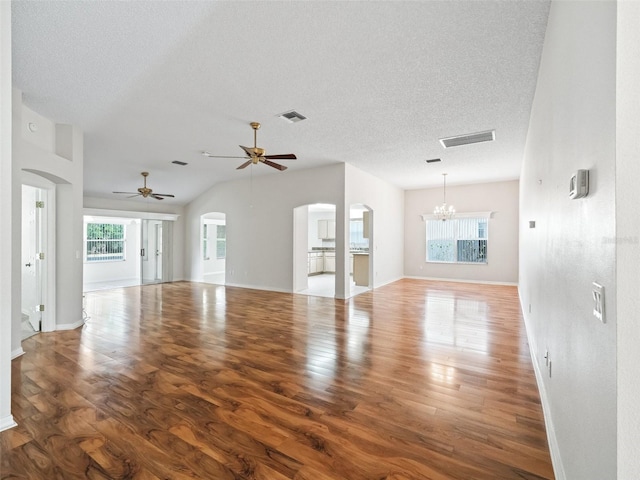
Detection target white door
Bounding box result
[21,185,44,332]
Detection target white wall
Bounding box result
[344,163,404,289]
[616,1,640,476]
[0,0,17,433]
[13,90,85,338]
[184,163,404,298]
[404,180,519,284]
[83,196,185,282]
[184,164,346,292]
[519,2,616,479]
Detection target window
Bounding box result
[426,217,488,263]
[349,219,369,250]
[203,224,210,260]
[216,225,226,259]
[86,223,125,262]
[203,223,226,260]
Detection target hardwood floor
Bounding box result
[1,279,554,479]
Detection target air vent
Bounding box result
[439,130,495,149]
[278,110,307,123]
[172,160,188,166]
[425,158,441,164]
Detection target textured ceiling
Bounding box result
[12,1,550,206]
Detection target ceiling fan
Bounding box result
[113,171,175,200]
[202,122,296,171]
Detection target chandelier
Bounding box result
[434,173,455,221]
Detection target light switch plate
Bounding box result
[592,282,605,323]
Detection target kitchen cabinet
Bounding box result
[308,252,324,275]
[353,253,369,286]
[324,252,336,273]
[317,219,336,239]
[363,211,370,239]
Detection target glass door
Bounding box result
[141,219,172,285]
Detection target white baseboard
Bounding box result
[0,415,17,432]
[56,318,85,331]
[11,347,24,360]
[518,288,565,480]
[224,282,291,294]
[404,275,518,287]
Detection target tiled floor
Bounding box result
[297,273,369,298]
[20,314,38,340]
[83,278,141,292]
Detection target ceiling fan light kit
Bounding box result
[203,121,297,171]
[113,171,176,201]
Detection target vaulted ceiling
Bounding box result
[12,1,550,206]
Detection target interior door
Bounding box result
[21,185,43,332]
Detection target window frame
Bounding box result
[85,222,126,263]
[216,224,226,260]
[421,211,493,265]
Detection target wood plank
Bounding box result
[1,279,554,479]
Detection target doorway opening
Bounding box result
[349,204,373,295]
[201,213,226,285]
[293,203,337,298]
[83,215,174,291]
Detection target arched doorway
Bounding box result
[293,203,336,298]
[201,212,226,284]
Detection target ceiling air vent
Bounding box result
[439,130,495,149]
[278,110,307,123]
[425,158,441,164]
[172,160,188,166]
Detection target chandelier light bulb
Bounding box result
[434,173,455,221]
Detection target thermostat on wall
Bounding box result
[569,170,589,199]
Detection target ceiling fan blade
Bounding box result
[203,153,248,159]
[113,191,139,195]
[150,194,165,200]
[262,159,287,171]
[152,193,175,198]
[264,153,296,160]
[236,160,252,170]
[126,194,142,199]
[239,145,254,157]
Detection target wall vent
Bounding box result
[278,110,307,123]
[439,130,495,149]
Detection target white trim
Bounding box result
[84,208,179,222]
[11,347,24,359]
[0,415,17,432]
[56,319,85,331]
[222,282,291,294]
[404,275,517,287]
[518,288,565,480]
[421,210,495,221]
